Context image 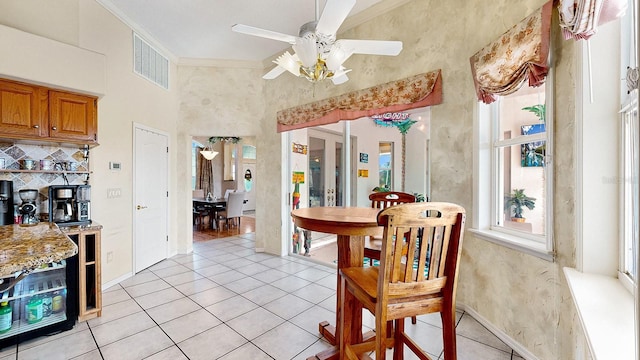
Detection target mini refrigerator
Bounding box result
[0,255,78,348]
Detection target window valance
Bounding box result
[277,69,442,132]
[558,0,627,40]
[469,1,552,104]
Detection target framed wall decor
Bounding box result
[521,124,545,167]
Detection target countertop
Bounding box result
[0,222,78,278]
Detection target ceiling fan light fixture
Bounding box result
[274,51,301,76]
[325,43,352,71]
[292,36,318,68]
[300,57,335,82]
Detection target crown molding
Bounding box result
[94,0,179,63]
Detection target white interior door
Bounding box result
[308,129,343,207]
[134,125,168,273]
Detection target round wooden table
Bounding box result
[291,207,382,360]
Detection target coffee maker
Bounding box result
[18,189,39,225]
[48,185,91,226]
[0,181,14,225]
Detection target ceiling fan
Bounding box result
[231,0,403,85]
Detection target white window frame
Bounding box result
[619,93,638,293]
[471,74,555,261]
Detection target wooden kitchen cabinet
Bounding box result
[63,226,102,322]
[0,78,98,146]
[49,90,97,143]
[0,79,47,138]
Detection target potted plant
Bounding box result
[504,189,536,222]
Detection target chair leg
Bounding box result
[441,308,457,360]
[412,316,417,324]
[375,310,388,360]
[393,318,404,360]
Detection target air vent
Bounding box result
[133,33,169,90]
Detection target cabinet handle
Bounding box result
[32,125,39,129]
[51,126,57,131]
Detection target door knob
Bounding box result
[51,126,57,131]
[136,205,148,210]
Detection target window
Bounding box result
[621,102,638,283]
[619,0,639,287]
[473,83,553,259]
[379,142,393,190]
[191,141,198,189]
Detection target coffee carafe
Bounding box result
[18,189,38,225]
[0,181,14,225]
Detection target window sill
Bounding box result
[564,268,635,360]
[468,228,554,261]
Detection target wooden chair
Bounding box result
[217,191,245,231]
[365,192,416,264]
[339,202,466,360]
[192,189,208,228]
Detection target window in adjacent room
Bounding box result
[379,142,393,190]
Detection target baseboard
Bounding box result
[255,247,265,253]
[102,272,133,291]
[457,303,539,360]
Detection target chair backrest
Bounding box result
[224,189,234,201]
[193,189,205,198]
[226,191,245,218]
[376,202,466,316]
[369,191,416,209]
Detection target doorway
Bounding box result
[308,129,344,207]
[133,124,169,273]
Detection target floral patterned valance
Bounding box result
[469,1,552,104]
[277,70,442,132]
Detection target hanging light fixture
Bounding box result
[200,143,219,160]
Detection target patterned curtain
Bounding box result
[277,69,442,132]
[558,0,627,40]
[469,1,553,104]
[196,147,213,195]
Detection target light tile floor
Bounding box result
[0,233,525,360]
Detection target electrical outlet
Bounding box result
[107,251,113,263]
[107,188,122,198]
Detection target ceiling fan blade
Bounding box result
[332,73,349,85]
[338,39,403,56]
[232,24,297,44]
[316,0,356,35]
[263,66,287,80]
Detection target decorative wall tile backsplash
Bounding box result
[0,142,89,216]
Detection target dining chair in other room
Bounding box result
[339,202,466,360]
[217,191,245,231]
[192,189,208,228]
[366,191,416,263]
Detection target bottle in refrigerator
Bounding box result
[41,293,52,317]
[0,302,11,333]
[52,291,64,314]
[25,294,43,324]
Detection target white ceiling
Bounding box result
[96,0,408,64]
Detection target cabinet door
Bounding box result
[0,80,47,138]
[49,91,97,143]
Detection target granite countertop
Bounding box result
[0,222,78,278]
[58,222,103,233]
